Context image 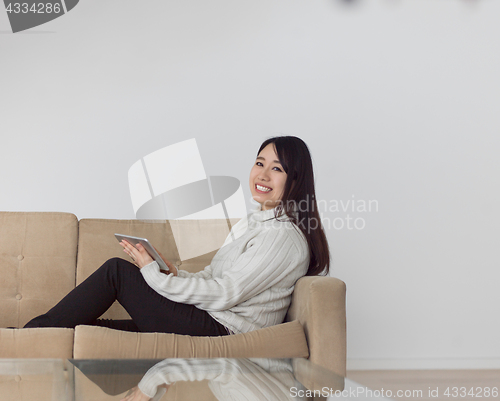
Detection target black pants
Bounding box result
[24,257,228,336]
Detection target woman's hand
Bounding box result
[120,240,178,275]
[154,246,178,276]
[120,384,171,401]
[120,386,150,401]
[119,240,154,269]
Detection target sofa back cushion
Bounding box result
[0,212,78,328]
[168,218,240,273]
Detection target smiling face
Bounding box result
[249,143,288,211]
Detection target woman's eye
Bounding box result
[255,162,282,172]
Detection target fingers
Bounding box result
[119,239,134,251]
[120,240,138,258]
[119,241,154,269]
[120,241,146,257]
[135,244,153,260]
[130,242,145,255]
[118,241,156,270]
[120,241,142,267]
[136,243,148,254]
[120,386,138,401]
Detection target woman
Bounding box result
[24,136,330,337]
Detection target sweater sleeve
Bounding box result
[176,264,213,279]
[140,227,304,312]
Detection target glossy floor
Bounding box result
[347,370,500,401]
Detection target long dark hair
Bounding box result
[257,136,330,276]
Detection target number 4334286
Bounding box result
[5,3,62,14]
[444,387,498,397]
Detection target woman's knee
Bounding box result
[100,257,141,285]
[105,257,126,265]
[102,257,135,271]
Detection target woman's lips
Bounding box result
[255,184,272,194]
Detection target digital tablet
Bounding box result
[114,234,169,271]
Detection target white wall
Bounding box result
[1,0,499,369]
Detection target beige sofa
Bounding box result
[0,212,347,376]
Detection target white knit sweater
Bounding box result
[140,204,310,334]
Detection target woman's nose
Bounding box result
[258,171,270,180]
[256,165,273,181]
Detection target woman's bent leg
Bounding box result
[24,258,130,329]
[24,257,228,337]
[105,261,228,336]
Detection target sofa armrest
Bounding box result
[285,276,346,377]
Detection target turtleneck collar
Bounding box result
[249,202,298,223]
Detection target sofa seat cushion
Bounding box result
[0,328,74,358]
[73,320,309,359]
